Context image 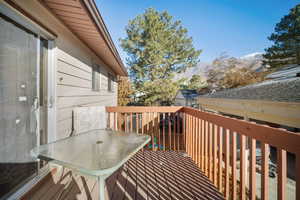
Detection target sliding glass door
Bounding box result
[0,14,47,199]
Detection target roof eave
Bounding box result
[82,0,127,76]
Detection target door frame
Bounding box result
[0,2,57,199]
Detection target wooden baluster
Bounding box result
[261,143,269,200]
[197,118,201,167]
[158,112,161,151]
[189,115,192,156]
[205,121,209,176]
[232,132,237,200]
[213,124,218,186]
[174,113,176,151]
[296,152,300,200]
[163,113,165,151]
[190,115,193,158]
[130,113,133,132]
[240,135,246,200]
[151,112,154,151]
[218,127,223,192]
[250,138,256,200]
[194,116,197,160]
[277,148,287,200]
[114,112,116,131]
[183,112,186,152]
[124,113,127,132]
[192,116,196,161]
[168,113,171,150]
[177,112,180,151]
[201,119,205,171]
[209,123,213,180]
[136,113,139,133]
[195,116,198,165]
[142,113,145,134]
[225,129,230,199]
[107,112,110,129]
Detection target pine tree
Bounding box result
[120,8,201,105]
[263,4,300,69]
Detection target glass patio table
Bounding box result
[31,129,150,200]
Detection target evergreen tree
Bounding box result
[120,8,201,105]
[263,4,300,69]
[185,74,207,90]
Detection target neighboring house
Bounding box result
[201,66,300,103]
[0,0,126,199]
[265,64,300,80]
[174,89,199,107]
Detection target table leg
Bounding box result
[98,176,105,200]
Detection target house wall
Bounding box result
[12,0,118,140]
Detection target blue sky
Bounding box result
[96,0,298,63]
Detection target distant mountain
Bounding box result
[176,52,268,81]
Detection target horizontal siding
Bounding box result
[13,0,119,141]
[57,72,91,88]
[57,59,92,81]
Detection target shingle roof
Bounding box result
[203,78,300,102]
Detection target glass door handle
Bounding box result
[30,97,39,134]
[48,96,54,108]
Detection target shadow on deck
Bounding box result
[23,151,224,200]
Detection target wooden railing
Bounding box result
[106,106,300,200]
[106,106,185,151]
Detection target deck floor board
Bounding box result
[25,151,224,200]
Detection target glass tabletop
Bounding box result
[31,129,150,176]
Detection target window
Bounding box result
[92,64,100,91]
[108,73,114,92]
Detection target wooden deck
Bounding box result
[23,151,224,200]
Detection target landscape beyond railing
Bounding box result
[106,106,300,200]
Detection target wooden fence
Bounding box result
[106,106,300,200]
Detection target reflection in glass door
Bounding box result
[0,14,43,199]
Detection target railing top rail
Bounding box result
[106,106,183,113]
[183,107,300,153]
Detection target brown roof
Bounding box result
[42,0,127,76]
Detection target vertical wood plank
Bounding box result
[195,117,199,165]
[213,124,218,185]
[218,127,223,192]
[168,113,171,150]
[209,123,213,180]
[231,132,237,200]
[201,119,205,171]
[163,113,165,151]
[197,118,201,167]
[177,112,180,151]
[240,134,246,200]
[174,113,176,151]
[183,112,186,152]
[250,138,256,200]
[158,112,161,150]
[114,112,116,131]
[124,113,127,132]
[189,115,192,156]
[107,112,110,129]
[296,152,300,200]
[225,129,230,199]
[277,148,287,200]
[262,143,269,200]
[191,115,194,158]
[151,112,154,151]
[205,121,209,176]
[136,113,139,133]
[142,113,145,134]
[130,113,133,132]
